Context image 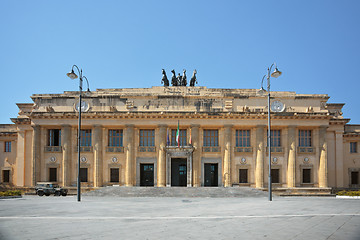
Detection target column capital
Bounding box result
[158,124,167,128]
[256,125,266,129]
[190,124,200,128]
[93,124,103,128]
[288,125,297,129]
[223,124,233,129]
[125,124,135,128]
[61,124,71,128]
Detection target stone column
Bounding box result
[223,125,232,187]
[287,126,296,188]
[61,125,72,187]
[319,126,328,188]
[16,130,26,187]
[157,124,167,187]
[93,125,103,187]
[191,124,200,187]
[335,131,344,187]
[255,125,265,188]
[124,124,135,186]
[32,125,41,186]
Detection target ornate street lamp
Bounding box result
[66,65,90,202]
[259,63,282,201]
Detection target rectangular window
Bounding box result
[351,171,359,185]
[236,130,250,147]
[239,169,248,183]
[350,142,357,153]
[49,168,57,182]
[268,130,281,147]
[110,168,120,183]
[4,141,11,152]
[80,130,92,147]
[302,169,311,183]
[48,129,61,146]
[271,169,280,183]
[139,129,155,146]
[299,130,312,147]
[171,129,187,146]
[203,130,219,147]
[108,130,123,147]
[2,170,10,183]
[80,168,88,182]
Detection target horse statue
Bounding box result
[181,69,187,86]
[190,69,198,86]
[177,73,182,86]
[171,69,178,86]
[161,69,169,87]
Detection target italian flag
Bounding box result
[176,120,180,147]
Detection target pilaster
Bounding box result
[61,125,72,187]
[124,124,135,186]
[255,125,265,188]
[93,125,103,187]
[157,124,167,187]
[287,126,296,187]
[191,124,200,187]
[223,125,232,187]
[32,125,41,186]
[319,126,328,188]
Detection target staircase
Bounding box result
[83,186,269,198]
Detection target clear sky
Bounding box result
[1,0,360,124]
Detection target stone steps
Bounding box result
[83,186,269,198]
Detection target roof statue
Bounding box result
[163,69,197,87]
[190,69,197,86]
[161,69,169,87]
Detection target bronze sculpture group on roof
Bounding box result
[161,69,197,87]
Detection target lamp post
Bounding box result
[259,63,282,201]
[66,65,90,202]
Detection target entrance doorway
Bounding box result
[140,164,154,186]
[171,158,187,187]
[204,163,218,187]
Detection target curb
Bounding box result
[336,196,360,199]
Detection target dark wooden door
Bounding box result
[140,164,154,186]
[204,163,218,187]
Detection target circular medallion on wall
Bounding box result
[272,157,278,164]
[304,157,309,163]
[50,156,56,163]
[241,158,246,164]
[112,157,118,163]
[80,156,87,163]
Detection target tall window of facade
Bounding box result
[350,142,357,153]
[108,130,123,147]
[48,129,61,146]
[268,130,281,147]
[302,169,311,183]
[139,129,155,146]
[299,130,312,147]
[171,129,187,146]
[80,168,88,182]
[49,168,57,182]
[4,141,11,152]
[2,170,10,183]
[236,130,250,147]
[80,130,92,147]
[239,169,248,183]
[271,169,280,183]
[203,130,219,147]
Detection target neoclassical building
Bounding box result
[0,86,359,191]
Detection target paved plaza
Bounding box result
[0,194,359,240]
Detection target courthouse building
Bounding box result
[0,86,360,191]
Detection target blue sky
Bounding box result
[1,0,360,124]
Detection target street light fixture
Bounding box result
[66,65,90,202]
[259,63,282,201]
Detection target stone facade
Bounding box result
[0,86,359,190]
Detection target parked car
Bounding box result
[35,182,68,196]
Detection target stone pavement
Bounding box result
[0,191,359,240]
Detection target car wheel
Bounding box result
[61,193,67,196]
[38,191,44,196]
[45,193,50,196]
[54,191,61,196]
